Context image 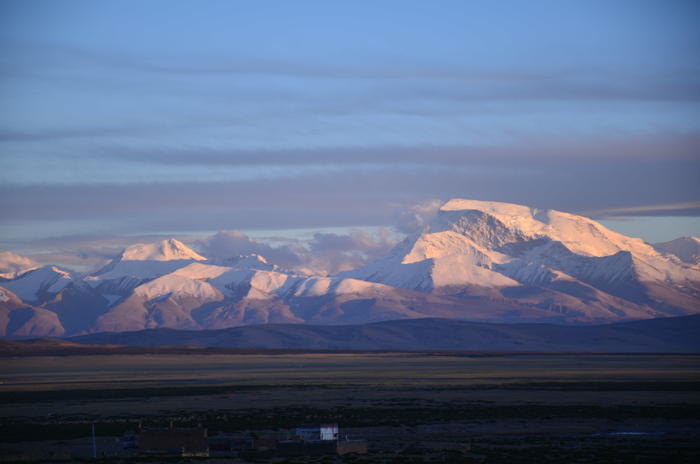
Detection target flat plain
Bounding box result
[1,352,699,463]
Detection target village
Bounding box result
[0,423,372,461]
[132,422,368,458]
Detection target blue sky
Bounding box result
[1,0,699,268]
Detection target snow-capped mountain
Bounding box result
[344,199,700,319]
[345,199,697,288]
[92,260,452,333]
[118,238,207,262]
[86,239,208,294]
[653,237,700,266]
[1,265,76,303]
[1,200,699,337]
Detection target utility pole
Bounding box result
[92,423,97,459]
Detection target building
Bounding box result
[337,439,369,455]
[273,424,367,456]
[210,424,366,458]
[295,424,339,441]
[276,440,337,457]
[137,426,209,457]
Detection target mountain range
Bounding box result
[3,315,699,353]
[64,314,700,352]
[2,199,699,338]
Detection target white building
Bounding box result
[295,424,339,441]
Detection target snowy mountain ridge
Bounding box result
[2,199,699,337]
[345,199,700,291]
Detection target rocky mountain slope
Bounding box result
[1,200,699,337]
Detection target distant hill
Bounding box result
[57,315,700,353]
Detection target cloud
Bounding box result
[0,39,594,82]
[0,125,169,143]
[584,201,700,218]
[4,132,698,191]
[0,250,38,277]
[98,132,700,168]
[394,200,444,234]
[26,251,111,273]
[197,229,397,275]
[305,229,398,274]
[0,118,240,143]
[5,40,700,137]
[2,153,698,247]
[196,231,305,270]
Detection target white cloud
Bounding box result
[197,229,398,275]
[394,199,443,234]
[0,251,38,278]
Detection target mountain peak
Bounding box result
[434,198,653,258]
[440,198,533,216]
[345,198,698,298]
[119,239,206,262]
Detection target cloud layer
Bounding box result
[1,1,699,251]
[198,229,397,275]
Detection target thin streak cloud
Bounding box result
[104,133,700,168]
[586,201,700,218]
[6,40,700,103]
